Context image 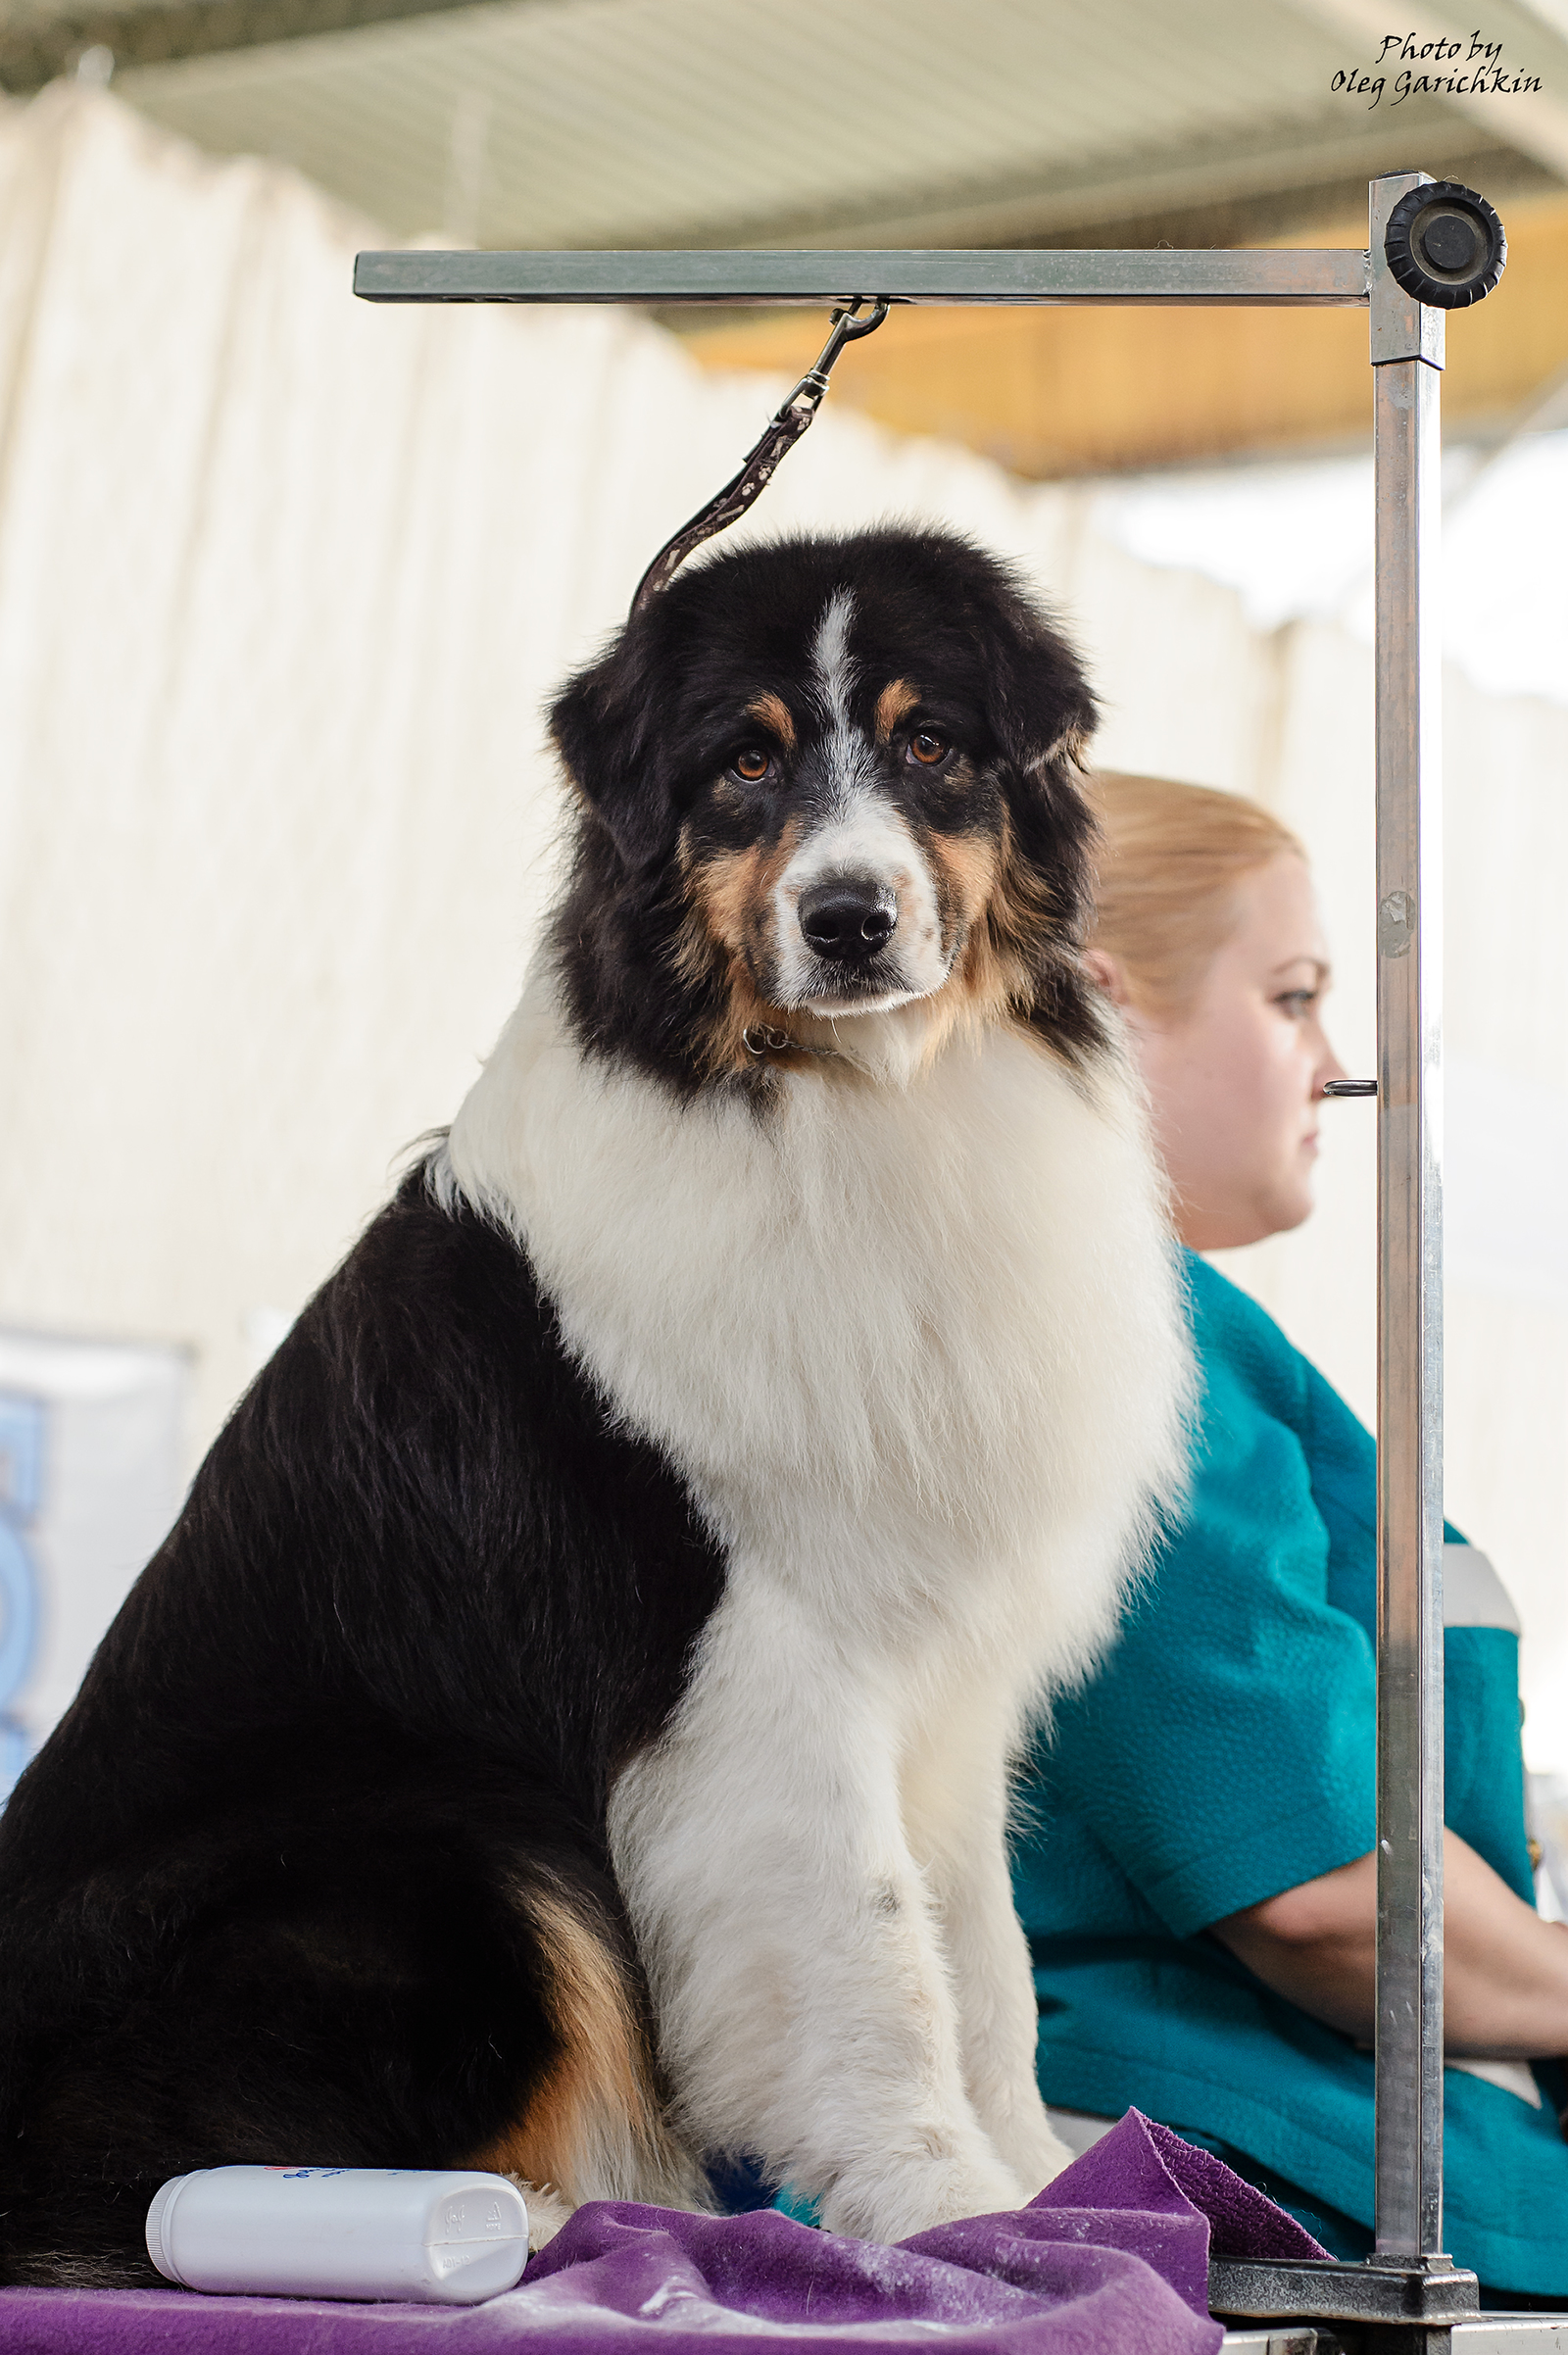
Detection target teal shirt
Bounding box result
[1011,1253,1568,2295]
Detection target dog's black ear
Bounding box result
[977,594,1099,785]
[549,627,680,874]
[967,574,1101,957]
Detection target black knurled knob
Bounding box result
[1385,182,1506,309]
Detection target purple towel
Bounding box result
[0,2111,1327,2354]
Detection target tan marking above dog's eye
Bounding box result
[874,678,920,741]
[732,748,772,782]
[908,727,950,766]
[746,691,797,750]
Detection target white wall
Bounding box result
[1,83,1565,1762]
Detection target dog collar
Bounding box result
[742,1024,843,1062]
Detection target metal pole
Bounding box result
[1369,169,1446,2265]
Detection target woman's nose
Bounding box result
[1315,1030,1348,1095]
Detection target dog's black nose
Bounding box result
[798,879,899,964]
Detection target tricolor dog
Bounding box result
[0,528,1189,2284]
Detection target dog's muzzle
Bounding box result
[797,877,898,970]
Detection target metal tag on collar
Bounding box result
[629,298,890,618]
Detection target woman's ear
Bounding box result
[1083,948,1132,1006]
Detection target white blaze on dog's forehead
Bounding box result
[811,588,876,810]
[811,589,856,725]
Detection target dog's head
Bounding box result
[549,528,1103,1090]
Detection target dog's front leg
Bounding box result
[608,1595,1025,2245]
[901,1697,1073,2202]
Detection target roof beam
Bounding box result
[652,119,1526,256]
[0,0,500,92]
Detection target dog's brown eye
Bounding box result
[908,727,950,766]
[732,748,772,782]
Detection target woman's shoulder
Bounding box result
[1184,1252,1374,1492]
[1183,1253,1304,1392]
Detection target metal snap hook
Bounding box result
[786,299,893,415]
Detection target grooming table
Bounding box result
[0,2112,1351,2355]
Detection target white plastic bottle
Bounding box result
[145,2165,530,2302]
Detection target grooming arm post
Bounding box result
[1370,169,1446,2267]
[353,203,1514,2332]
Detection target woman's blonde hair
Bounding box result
[1085,772,1303,1019]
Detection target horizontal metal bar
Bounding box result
[352,246,1371,309]
[1209,2257,1478,2326]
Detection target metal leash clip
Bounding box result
[630,297,891,617]
[783,296,892,416]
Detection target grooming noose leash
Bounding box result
[629,298,891,618]
[633,296,894,1065]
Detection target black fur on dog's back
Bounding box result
[0,1169,723,2284]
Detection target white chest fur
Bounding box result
[446,964,1191,2240]
[447,964,1188,1710]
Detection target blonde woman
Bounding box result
[1010,774,1568,2305]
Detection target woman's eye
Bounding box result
[731,748,772,782]
[907,727,950,767]
[1275,990,1317,1018]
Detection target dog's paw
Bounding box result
[501,2177,576,2251]
[817,2148,1026,2245]
[992,2109,1076,2202]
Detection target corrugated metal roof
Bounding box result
[103,0,1565,250]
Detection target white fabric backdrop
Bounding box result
[1,84,1564,1761]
